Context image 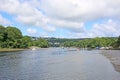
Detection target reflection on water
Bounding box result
[0,48,120,80]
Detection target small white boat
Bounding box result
[32,48,36,50]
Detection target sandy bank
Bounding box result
[101,50,120,72]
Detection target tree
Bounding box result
[0,25,6,41]
[0,25,7,48]
[5,26,22,41]
[3,26,23,48]
[21,36,32,48]
[117,36,120,45]
[61,37,116,49]
[112,36,120,48]
[33,38,49,48]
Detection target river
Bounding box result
[0,48,120,80]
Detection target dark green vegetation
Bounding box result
[46,37,120,49]
[112,36,120,49]
[0,25,119,49]
[39,37,120,49]
[0,25,49,49]
[45,37,81,47]
[61,37,120,49]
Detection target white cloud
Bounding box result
[0,0,120,38]
[0,0,55,32]
[39,32,49,37]
[0,14,10,24]
[0,0,36,16]
[27,28,37,35]
[64,19,120,38]
[40,0,120,21]
[49,19,85,33]
[87,19,120,37]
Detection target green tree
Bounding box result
[5,26,22,41]
[117,36,120,45]
[0,25,6,41]
[61,37,116,49]
[21,36,32,48]
[112,36,120,48]
[0,25,7,48]
[33,38,49,48]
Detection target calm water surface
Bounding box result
[0,48,120,80]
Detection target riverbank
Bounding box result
[0,48,25,52]
[101,50,120,72]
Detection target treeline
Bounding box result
[0,25,49,48]
[61,37,120,49]
[46,37,81,47]
[112,36,120,48]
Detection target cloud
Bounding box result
[0,0,85,33]
[64,19,120,38]
[40,0,120,21]
[0,0,36,16]
[49,19,85,33]
[0,0,120,38]
[0,14,10,24]
[89,19,120,37]
[27,28,37,35]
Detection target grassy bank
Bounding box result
[0,48,26,52]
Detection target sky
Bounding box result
[0,0,120,38]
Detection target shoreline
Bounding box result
[101,50,120,72]
[0,48,26,52]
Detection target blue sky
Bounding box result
[0,0,120,38]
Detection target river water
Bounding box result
[0,48,120,80]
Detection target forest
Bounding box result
[0,25,120,49]
[0,25,49,48]
[61,37,120,49]
[46,36,120,49]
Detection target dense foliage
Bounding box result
[32,38,49,48]
[44,36,119,49]
[1,25,119,49]
[61,37,118,49]
[112,36,120,48]
[0,25,49,48]
[45,37,81,47]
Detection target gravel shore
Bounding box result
[101,50,120,72]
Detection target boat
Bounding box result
[32,48,36,50]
